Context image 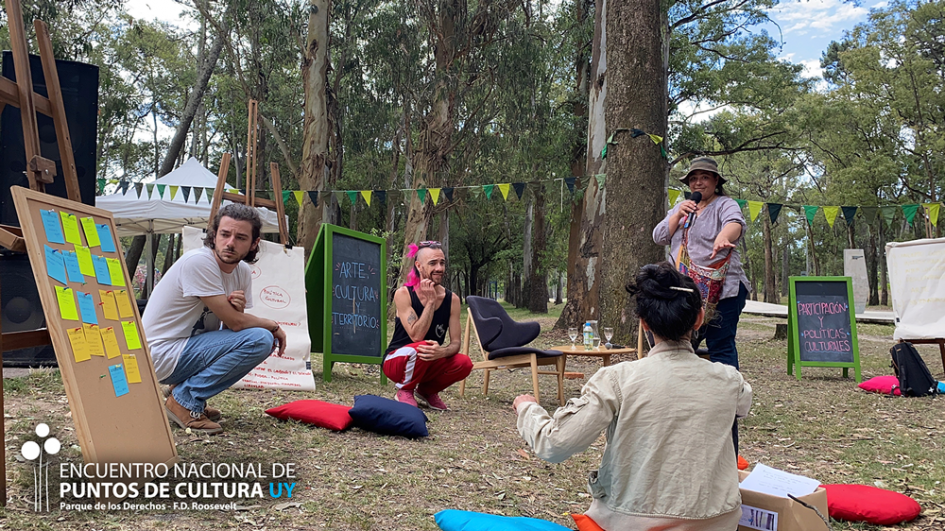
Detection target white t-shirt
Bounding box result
[142,246,253,381]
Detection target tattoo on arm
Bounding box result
[407,311,418,324]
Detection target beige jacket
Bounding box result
[517,340,752,529]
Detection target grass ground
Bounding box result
[1,302,943,530]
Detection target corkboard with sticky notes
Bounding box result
[12,186,177,467]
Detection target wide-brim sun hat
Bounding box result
[681,156,726,186]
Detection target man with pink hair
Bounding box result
[383,241,472,410]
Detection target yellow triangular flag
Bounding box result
[170,185,179,200]
[293,191,304,206]
[668,189,680,206]
[429,188,441,205]
[823,206,840,228]
[361,190,372,206]
[924,203,940,227]
[498,183,511,200]
[648,134,663,145]
[748,201,763,222]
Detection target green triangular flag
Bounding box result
[659,144,668,159]
[668,189,681,206]
[823,206,839,228]
[156,184,166,199]
[333,191,345,204]
[881,206,897,227]
[417,188,426,205]
[841,206,858,226]
[925,203,941,227]
[595,174,606,190]
[483,184,495,199]
[600,144,608,160]
[346,191,358,205]
[469,187,481,199]
[902,204,919,225]
[804,205,819,225]
[194,187,205,202]
[282,190,291,204]
[768,203,783,225]
[860,206,878,225]
[97,178,105,195]
[135,183,144,198]
[145,183,155,198]
[735,198,747,209]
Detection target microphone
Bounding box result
[684,192,702,229]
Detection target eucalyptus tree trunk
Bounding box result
[596,0,668,344]
[557,0,608,329]
[297,0,331,253]
[763,212,778,303]
[526,186,549,313]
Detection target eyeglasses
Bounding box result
[418,240,442,248]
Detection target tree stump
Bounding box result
[774,323,788,340]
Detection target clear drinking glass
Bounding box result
[604,327,614,348]
[568,327,578,350]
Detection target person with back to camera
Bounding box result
[513,263,752,531]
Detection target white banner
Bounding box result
[886,237,945,340]
[183,226,315,390]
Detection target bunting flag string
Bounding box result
[92,177,942,232]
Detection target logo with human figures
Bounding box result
[21,423,61,512]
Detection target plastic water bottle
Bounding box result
[583,322,593,351]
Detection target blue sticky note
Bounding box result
[45,245,68,285]
[108,364,129,397]
[76,292,98,325]
[41,210,65,244]
[92,255,112,285]
[97,224,116,253]
[63,251,85,283]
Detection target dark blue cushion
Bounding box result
[488,347,562,360]
[348,395,428,438]
[435,510,572,531]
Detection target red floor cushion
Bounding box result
[266,400,354,431]
[571,513,605,531]
[823,484,921,525]
[858,375,902,396]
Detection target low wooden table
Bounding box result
[552,345,640,367]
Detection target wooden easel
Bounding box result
[0,0,87,506]
[208,100,289,244]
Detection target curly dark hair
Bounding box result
[625,262,703,342]
[205,204,262,263]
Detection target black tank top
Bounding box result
[385,286,453,357]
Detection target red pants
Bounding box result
[383,343,473,394]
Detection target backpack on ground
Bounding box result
[890,342,937,397]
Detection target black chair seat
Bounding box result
[488,347,562,360]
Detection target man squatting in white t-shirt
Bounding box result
[142,204,287,435]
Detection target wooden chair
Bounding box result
[460,296,565,405]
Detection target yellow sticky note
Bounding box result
[106,258,126,287]
[55,286,78,320]
[80,217,101,247]
[115,290,135,318]
[101,327,121,359]
[84,324,106,357]
[100,290,119,320]
[75,246,95,276]
[121,321,141,350]
[60,212,83,246]
[67,327,91,363]
[123,354,142,384]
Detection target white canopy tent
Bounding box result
[95,157,284,296]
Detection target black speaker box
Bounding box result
[1,52,99,367]
[0,51,99,226]
[0,253,56,366]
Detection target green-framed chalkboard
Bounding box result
[787,276,862,382]
[305,224,388,382]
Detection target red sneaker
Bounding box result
[416,391,449,411]
[395,389,418,407]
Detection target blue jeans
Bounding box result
[161,328,274,413]
[693,282,748,453]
